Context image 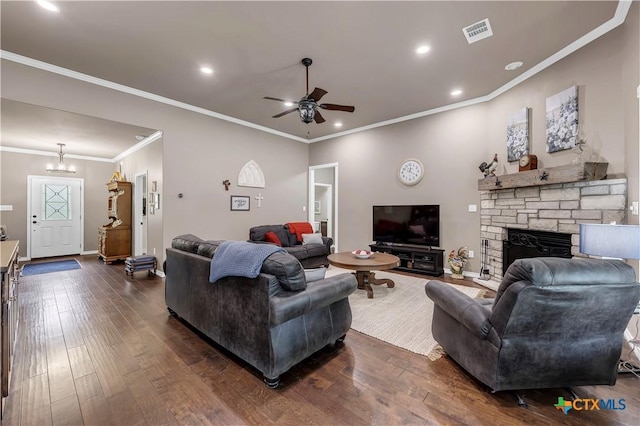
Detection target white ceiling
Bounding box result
[0,1,627,160]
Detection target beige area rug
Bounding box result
[326,266,482,360]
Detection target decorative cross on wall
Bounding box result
[255,193,264,208]
[222,180,231,191]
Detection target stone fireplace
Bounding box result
[480,177,627,282]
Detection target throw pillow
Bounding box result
[264,231,282,246]
[302,233,323,245]
[304,267,327,282]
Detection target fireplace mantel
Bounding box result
[477,162,608,191]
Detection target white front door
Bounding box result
[28,176,83,258]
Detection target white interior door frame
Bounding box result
[308,162,338,252]
[134,171,148,256]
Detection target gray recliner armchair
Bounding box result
[425,257,640,403]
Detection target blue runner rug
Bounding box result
[21,259,82,276]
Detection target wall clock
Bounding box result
[518,154,538,171]
[397,159,424,186]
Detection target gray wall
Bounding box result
[0,151,115,257]
[310,5,639,273]
[1,61,310,261]
[120,138,164,261]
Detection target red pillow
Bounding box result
[264,231,282,246]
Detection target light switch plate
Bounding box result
[468,204,477,212]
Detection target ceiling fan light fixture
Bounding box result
[263,57,354,124]
[299,101,315,124]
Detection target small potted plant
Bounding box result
[448,247,469,279]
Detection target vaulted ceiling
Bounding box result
[0,1,627,159]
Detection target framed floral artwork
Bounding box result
[506,107,530,162]
[546,86,579,153]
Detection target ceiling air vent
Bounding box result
[462,18,493,44]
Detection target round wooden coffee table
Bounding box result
[327,252,400,298]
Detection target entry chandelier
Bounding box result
[46,143,76,173]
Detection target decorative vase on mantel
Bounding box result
[448,247,469,279]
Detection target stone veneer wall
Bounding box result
[480,178,627,282]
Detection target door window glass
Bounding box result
[43,184,71,220]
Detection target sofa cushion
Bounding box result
[250,225,291,248]
[283,225,300,246]
[197,240,225,258]
[172,234,204,253]
[264,231,282,246]
[261,251,306,291]
[302,233,323,245]
[284,245,309,261]
[302,244,329,258]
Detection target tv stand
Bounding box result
[369,244,444,276]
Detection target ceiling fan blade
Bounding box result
[272,107,299,118]
[319,103,355,113]
[314,110,326,124]
[263,96,294,103]
[308,87,328,102]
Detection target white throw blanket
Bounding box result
[209,241,285,283]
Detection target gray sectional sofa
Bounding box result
[164,234,357,388]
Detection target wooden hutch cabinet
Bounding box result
[98,180,132,264]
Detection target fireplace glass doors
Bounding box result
[502,228,572,275]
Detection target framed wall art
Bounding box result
[506,107,530,162]
[546,86,579,153]
[230,195,250,211]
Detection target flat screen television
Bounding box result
[373,205,440,247]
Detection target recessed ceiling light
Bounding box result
[451,89,463,97]
[36,0,59,12]
[200,66,213,75]
[284,101,294,107]
[505,61,523,71]
[416,45,431,55]
[334,122,343,128]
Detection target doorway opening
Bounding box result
[308,163,338,252]
[134,171,148,255]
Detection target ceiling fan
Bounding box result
[263,58,355,124]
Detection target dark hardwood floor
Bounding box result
[2,255,638,425]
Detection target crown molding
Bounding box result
[0,0,631,146]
